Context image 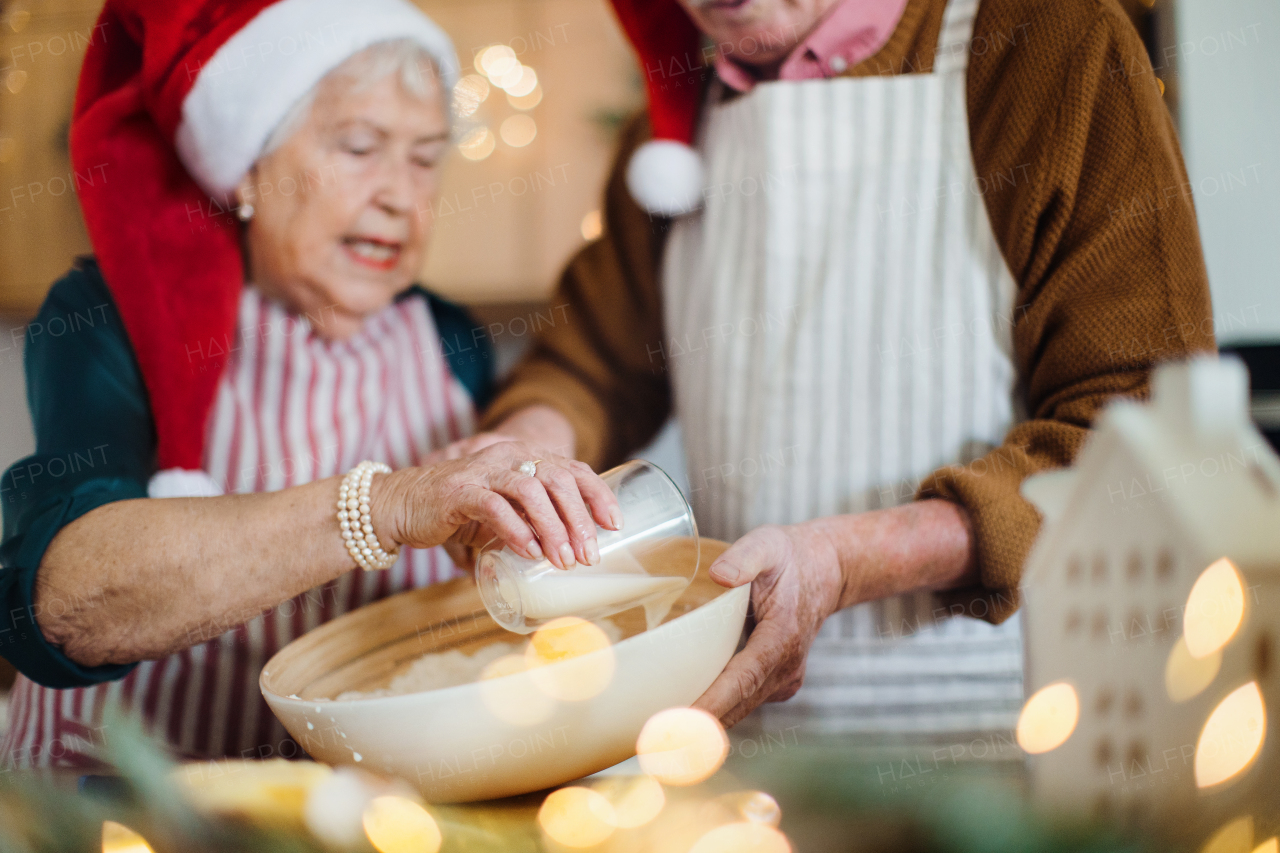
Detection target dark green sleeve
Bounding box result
[0,258,152,687]
[403,286,495,409]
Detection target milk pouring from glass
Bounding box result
[477,460,700,634]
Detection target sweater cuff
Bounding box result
[481,364,614,470]
[916,452,1041,626]
[1,478,144,688]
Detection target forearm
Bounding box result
[37,475,366,667]
[803,499,977,612]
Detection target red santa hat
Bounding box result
[71,0,458,492]
[608,0,707,216]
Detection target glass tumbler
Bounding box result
[477,459,700,634]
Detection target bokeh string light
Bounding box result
[508,85,543,111]
[361,796,442,853]
[688,821,791,853]
[100,822,154,853]
[1016,682,1079,754]
[1195,681,1266,789]
[537,786,617,848]
[525,616,617,701]
[1184,558,1247,659]
[1165,634,1222,703]
[451,74,489,118]
[500,114,537,148]
[636,707,730,786]
[590,775,666,829]
[457,127,495,161]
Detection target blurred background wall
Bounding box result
[1173,0,1280,345]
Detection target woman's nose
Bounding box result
[372,157,415,215]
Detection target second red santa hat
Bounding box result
[608,0,707,216]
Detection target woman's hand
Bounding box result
[692,501,979,727]
[373,442,620,570]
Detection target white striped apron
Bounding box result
[2,288,474,768]
[663,0,1025,748]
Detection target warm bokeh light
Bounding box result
[1199,815,1254,853]
[526,617,616,701]
[504,66,539,97]
[451,74,489,118]
[8,9,30,32]
[492,62,525,91]
[636,707,730,786]
[1253,839,1279,853]
[538,787,616,848]
[500,114,537,148]
[1016,682,1080,754]
[479,652,556,726]
[458,127,495,161]
[1196,682,1266,788]
[508,85,543,111]
[303,768,377,849]
[591,775,665,828]
[101,822,154,853]
[477,45,518,81]
[581,210,603,241]
[362,796,442,853]
[688,822,791,853]
[6,69,27,94]
[1166,635,1223,703]
[1184,558,1246,659]
[714,791,782,826]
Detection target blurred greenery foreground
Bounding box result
[0,709,1154,853]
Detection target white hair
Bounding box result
[261,38,446,157]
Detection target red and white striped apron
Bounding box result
[2,287,475,768]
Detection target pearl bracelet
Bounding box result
[338,461,398,571]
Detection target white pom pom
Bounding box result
[148,468,224,498]
[625,140,704,217]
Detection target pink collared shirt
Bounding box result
[714,0,911,92]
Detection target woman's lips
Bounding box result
[342,237,402,272]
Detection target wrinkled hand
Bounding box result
[693,524,845,727]
[375,442,620,570]
[421,431,519,465]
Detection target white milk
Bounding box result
[517,574,688,628]
[498,548,690,631]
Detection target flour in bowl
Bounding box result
[334,619,623,701]
[335,642,516,700]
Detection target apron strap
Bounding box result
[933,0,981,75]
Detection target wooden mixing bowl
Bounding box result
[260,539,747,802]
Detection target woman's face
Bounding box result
[238,67,449,341]
[678,0,842,68]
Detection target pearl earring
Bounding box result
[237,202,255,222]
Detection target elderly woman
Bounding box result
[0,0,616,768]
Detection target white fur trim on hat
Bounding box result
[148,468,225,498]
[625,140,705,217]
[175,0,460,197]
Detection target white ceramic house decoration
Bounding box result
[1016,356,1279,838]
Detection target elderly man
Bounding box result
[477,0,1215,747]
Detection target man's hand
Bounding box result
[692,523,844,727]
[692,501,979,727]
